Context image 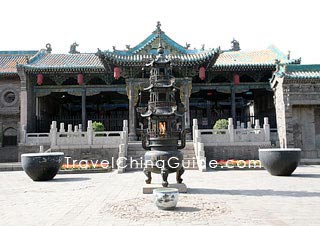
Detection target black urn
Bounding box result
[138,38,188,187]
[21,152,64,181]
[259,148,301,176]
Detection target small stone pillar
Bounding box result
[74,125,79,133]
[67,124,72,138]
[195,130,201,143]
[59,123,65,133]
[247,121,252,129]
[50,121,57,147]
[197,142,204,158]
[240,122,245,129]
[120,132,128,154]
[87,120,93,145]
[254,119,260,129]
[263,117,270,142]
[123,120,128,133]
[67,124,72,133]
[192,119,198,142]
[79,124,82,132]
[228,118,234,142]
[122,120,129,147]
[197,142,206,172]
[118,144,126,174]
[236,121,240,129]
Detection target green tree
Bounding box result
[213,119,228,133]
[92,121,105,132]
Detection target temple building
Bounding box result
[0,22,319,161]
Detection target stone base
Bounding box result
[143,183,187,194]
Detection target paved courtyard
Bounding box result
[0,166,319,226]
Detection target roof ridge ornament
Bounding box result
[156,21,164,55]
[46,43,52,53]
[69,42,80,54]
[230,38,240,51]
[156,21,161,33]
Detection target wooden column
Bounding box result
[231,84,236,128]
[82,89,87,131]
[182,77,192,138]
[206,99,212,128]
[127,79,137,141]
[17,67,35,133]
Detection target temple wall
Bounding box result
[204,145,264,161]
[0,79,20,148]
[274,80,320,159]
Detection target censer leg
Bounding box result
[176,166,184,184]
[143,168,152,184]
[161,168,169,187]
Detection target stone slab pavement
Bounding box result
[0,166,319,226]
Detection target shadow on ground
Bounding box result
[189,188,320,197]
[47,177,91,182]
[174,206,201,212]
[291,174,320,178]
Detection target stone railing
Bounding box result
[192,119,207,172]
[117,120,128,174]
[20,120,129,173]
[193,118,271,146]
[192,117,271,172]
[25,133,50,145]
[21,120,129,150]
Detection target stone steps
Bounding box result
[0,162,22,171]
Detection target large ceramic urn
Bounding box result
[139,40,187,187]
[259,148,301,176]
[21,152,64,181]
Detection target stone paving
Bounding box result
[0,166,319,226]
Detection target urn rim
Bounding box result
[21,152,65,157]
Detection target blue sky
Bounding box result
[1,0,319,63]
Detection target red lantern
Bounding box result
[114,67,120,80]
[77,73,84,85]
[234,74,240,85]
[37,74,43,85]
[199,67,206,80]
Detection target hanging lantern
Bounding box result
[234,73,240,85]
[77,73,84,85]
[37,74,43,85]
[114,67,120,80]
[199,67,206,80]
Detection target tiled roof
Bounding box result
[277,64,320,79]
[0,51,38,75]
[22,53,105,73]
[99,50,217,67]
[113,30,198,56]
[212,46,300,71]
[100,23,205,67]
